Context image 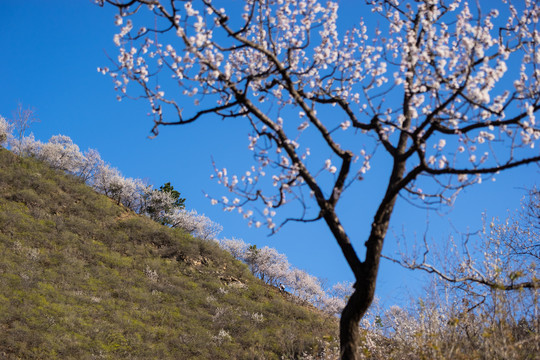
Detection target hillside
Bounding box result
[0,148,338,359]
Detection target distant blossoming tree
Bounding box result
[245,244,291,285]
[144,182,186,224]
[0,116,12,147]
[97,0,540,357]
[218,237,350,310]
[387,186,540,294]
[167,208,223,239]
[36,135,87,175]
[10,103,39,149]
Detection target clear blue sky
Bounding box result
[1,1,537,308]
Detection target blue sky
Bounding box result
[1,0,538,307]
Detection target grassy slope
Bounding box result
[0,148,337,359]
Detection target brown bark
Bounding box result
[337,212,396,359]
[335,157,406,359]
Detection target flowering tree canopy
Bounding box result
[97,0,540,357]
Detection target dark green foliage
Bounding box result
[0,148,337,359]
[159,182,185,209]
[146,182,186,226]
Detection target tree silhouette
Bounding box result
[97,1,540,357]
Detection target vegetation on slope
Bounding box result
[0,148,338,359]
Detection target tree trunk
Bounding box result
[338,235,384,359]
[337,194,400,359]
[327,149,407,359]
[339,286,373,359]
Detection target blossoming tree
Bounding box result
[97,0,540,357]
